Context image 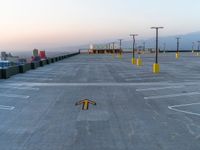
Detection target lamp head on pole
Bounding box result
[130,34,138,36]
[151,27,164,29]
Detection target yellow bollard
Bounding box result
[132,58,136,64]
[112,53,115,58]
[153,63,160,73]
[118,53,122,59]
[176,52,180,59]
[136,57,143,66]
[119,54,122,59]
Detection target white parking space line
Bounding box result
[24,72,56,75]
[32,69,52,71]
[0,105,15,110]
[6,81,200,87]
[184,80,198,82]
[168,103,200,116]
[118,73,133,76]
[179,77,200,79]
[26,73,57,76]
[12,77,53,81]
[119,75,133,78]
[126,77,165,81]
[0,94,30,99]
[0,86,39,91]
[136,85,184,92]
[144,92,200,100]
[30,71,57,74]
[21,75,56,78]
[178,74,200,77]
[8,82,173,87]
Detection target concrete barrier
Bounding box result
[0,52,80,79]
[43,60,47,65]
[39,61,44,67]
[31,62,40,69]
[0,69,2,79]
[39,60,47,67]
[1,66,19,79]
[19,63,31,73]
[46,58,51,64]
[51,58,55,63]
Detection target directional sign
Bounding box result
[75,99,96,110]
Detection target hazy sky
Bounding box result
[0,0,200,50]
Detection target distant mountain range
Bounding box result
[9,31,200,56]
[78,31,200,51]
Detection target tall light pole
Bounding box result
[112,42,115,52]
[143,42,146,51]
[118,39,123,59]
[151,26,164,73]
[192,42,196,53]
[176,37,181,59]
[130,34,138,64]
[197,41,200,51]
[163,43,166,53]
[118,39,123,50]
[192,42,195,53]
[176,37,181,52]
[105,44,109,54]
[196,41,200,56]
[111,42,115,58]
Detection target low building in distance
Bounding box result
[31,49,47,62]
[0,51,27,68]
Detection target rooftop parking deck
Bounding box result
[0,52,200,150]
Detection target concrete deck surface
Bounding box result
[0,52,200,150]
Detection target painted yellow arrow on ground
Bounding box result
[75,99,96,110]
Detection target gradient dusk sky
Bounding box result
[0,0,200,50]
